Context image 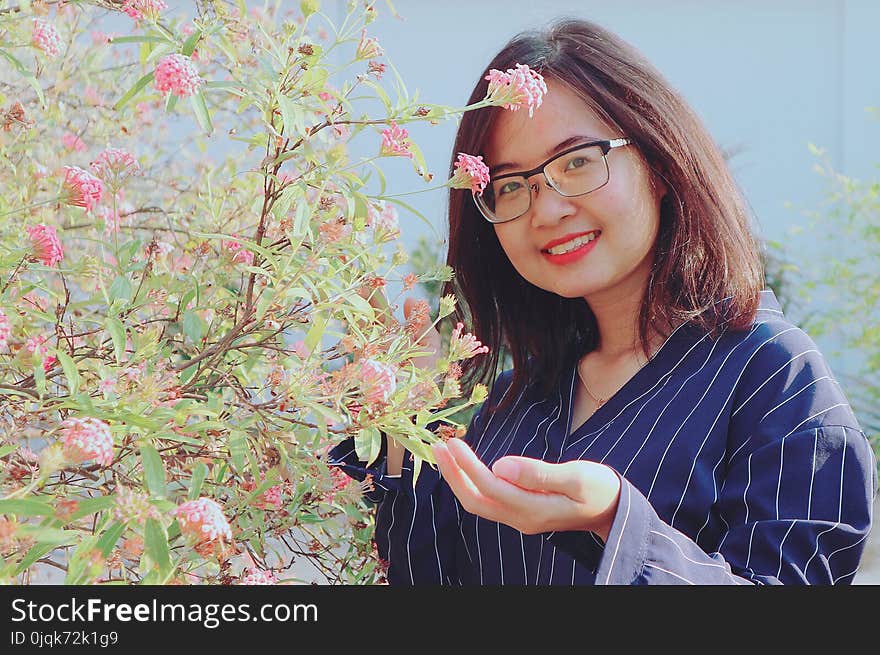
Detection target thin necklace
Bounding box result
[576,350,652,409]
[576,361,607,407]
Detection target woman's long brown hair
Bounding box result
[443,19,764,413]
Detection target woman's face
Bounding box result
[485,79,665,305]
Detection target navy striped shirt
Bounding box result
[329,290,877,584]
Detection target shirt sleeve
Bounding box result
[555,323,878,585]
[326,406,490,585]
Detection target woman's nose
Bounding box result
[527,177,577,227]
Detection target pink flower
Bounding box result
[258,485,283,510]
[359,359,397,405]
[356,29,383,60]
[485,63,547,117]
[27,224,64,267]
[62,166,104,213]
[366,201,400,242]
[232,249,254,266]
[90,147,140,190]
[0,310,10,350]
[32,19,62,57]
[61,132,86,152]
[368,60,386,79]
[42,354,57,372]
[317,219,351,244]
[121,0,167,21]
[98,377,117,394]
[153,54,203,98]
[450,153,490,196]
[380,122,413,159]
[113,487,160,524]
[448,322,490,361]
[239,568,277,585]
[223,235,254,265]
[59,417,114,467]
[173,498,232,543]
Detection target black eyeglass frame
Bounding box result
[474,137,633,224]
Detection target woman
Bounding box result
[330,19,876,584]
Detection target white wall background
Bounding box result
[339,0,879,377]
[347,0,878,245]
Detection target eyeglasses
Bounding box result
[474,138,633,224]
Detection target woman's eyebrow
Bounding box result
[489,135,602,176]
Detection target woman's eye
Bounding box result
[565,156,588,170]
[498,181,523,195]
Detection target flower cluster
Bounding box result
[121,0,167,21]
[173,498,232,543]
[90,147,140,190]
[449,153,490,196]
[356,29,382,60]
[27,224,64,267]
[62,132,86,152]
[0,310,10,351]
[62,166,104,213]
[359,359,397,405]
[59,417,114,467]
[32,19,62,57]
[366,201,400,241]
[154,54,203,98]
[447,322,490,361]
[222,236,254,266]
[485,63,548,117]
[239,568,277,585]
[113,487,161,525]
[379,122,412,159]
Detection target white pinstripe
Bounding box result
[804,426,847,576]
[602,481,631,584]
[643,563,696,584]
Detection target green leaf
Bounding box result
[0,48,45,107]
[354,427,382,467]
[140,445,167,498]
[105,317,127,365]
[188,461,208,500]
[96,521,126,557]
[55,351,80,395]
[114,71,156,111]
[182,310,206,344]
[164,90,179,113]
[109,35,171,45]
[0,444,17,458]
[304,311,327,353]
[144,518,172,576]
[277,93,307,139]
[190,91,213,134]
[180,29,202,57]
[229,430,247,472]
[109,275,133,303]
[0,499,54,517]
[67,495,116,523]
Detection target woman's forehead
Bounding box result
[483,80,612,169]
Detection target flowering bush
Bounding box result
[0,0,542,585]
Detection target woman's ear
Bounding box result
[651,172,668,202]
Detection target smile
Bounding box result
[540,231,600,264]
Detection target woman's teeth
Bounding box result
[545,232,598,255]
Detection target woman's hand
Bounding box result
[431,438,621,542]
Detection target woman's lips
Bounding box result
[540,233,600,265]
